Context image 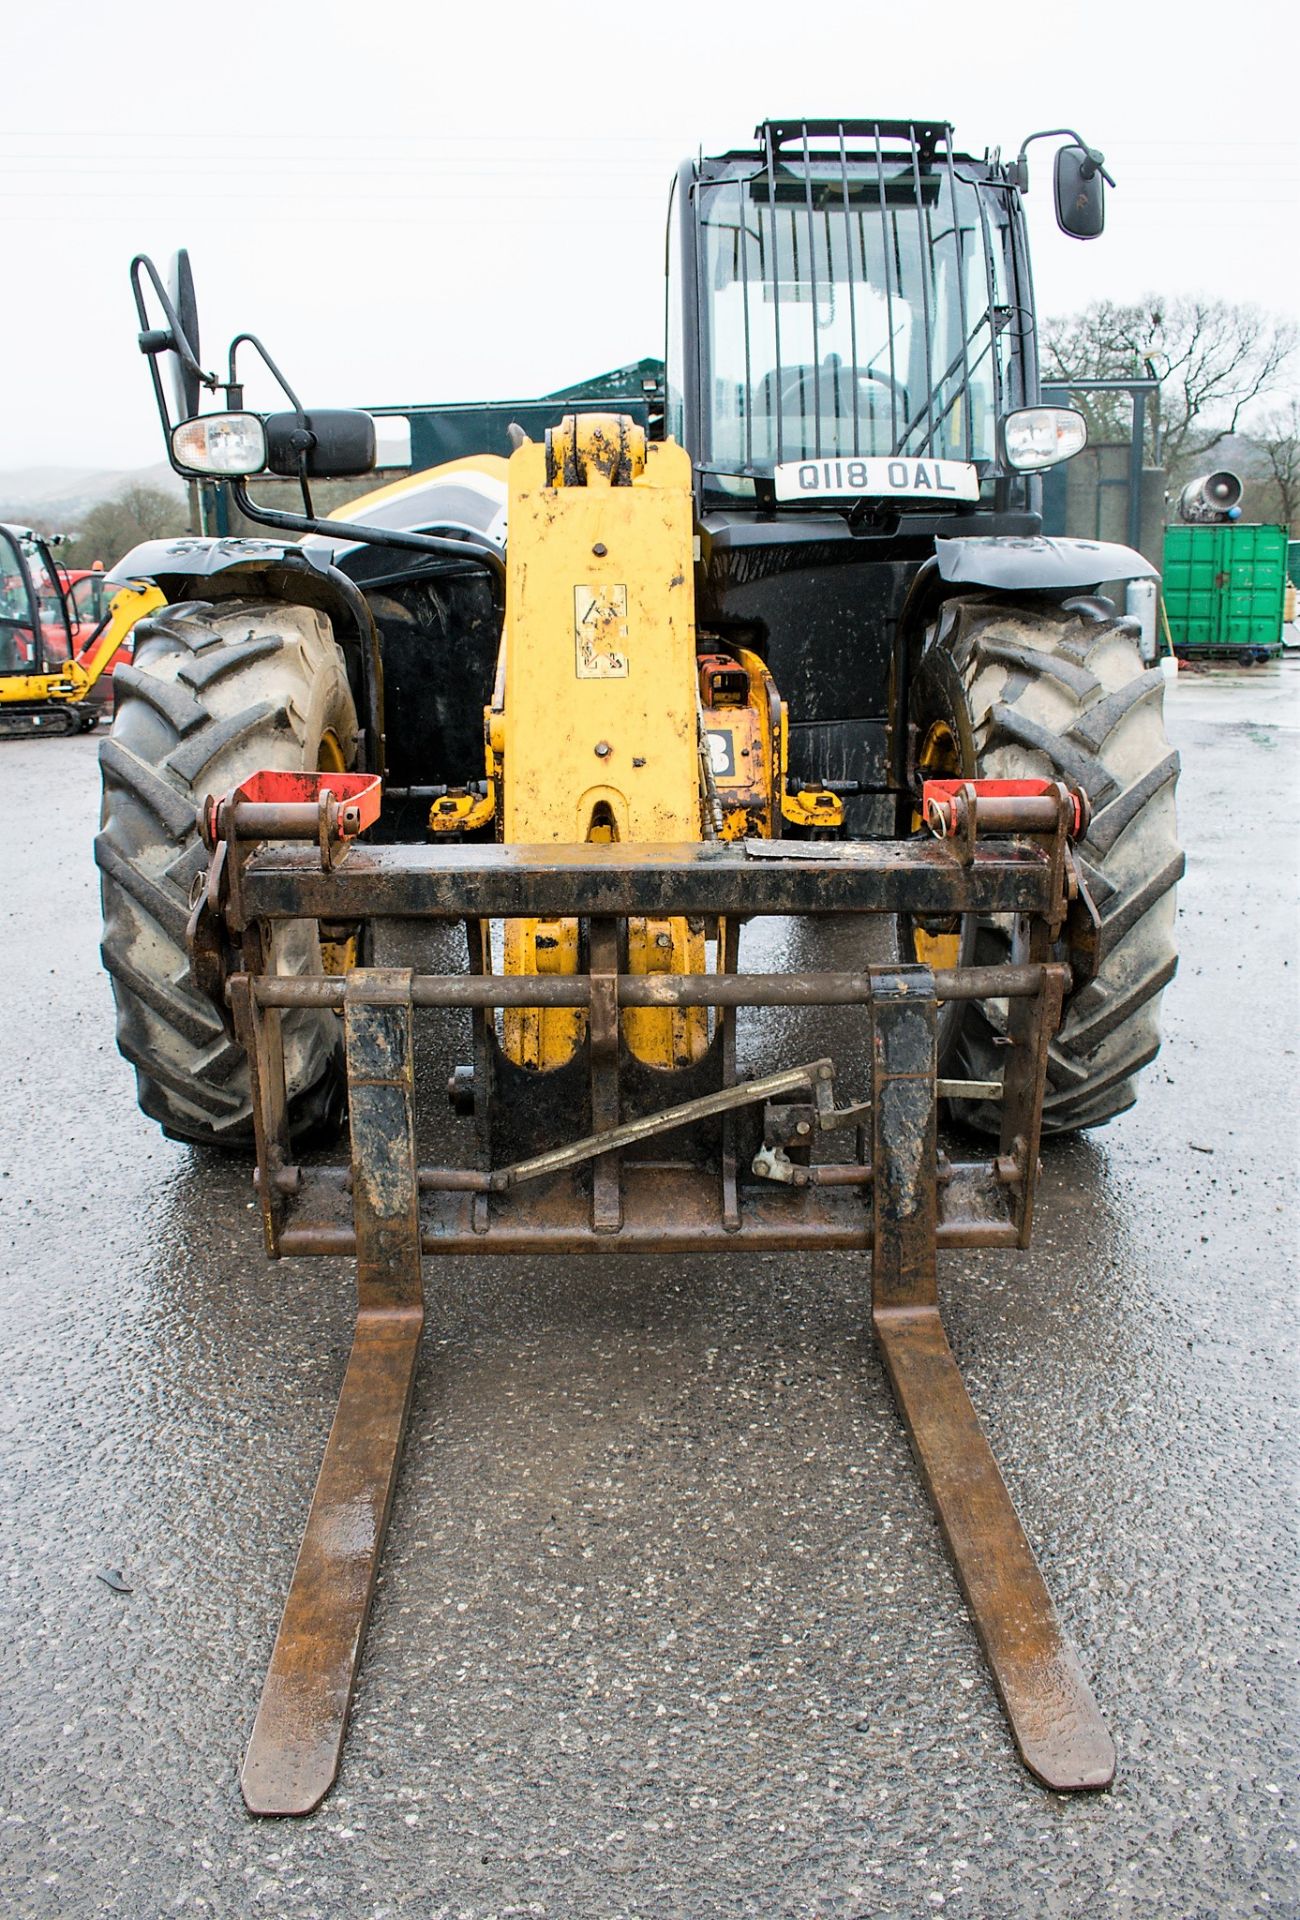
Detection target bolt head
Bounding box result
[594,741,611,758]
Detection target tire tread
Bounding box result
[921,596,1181,1133]
[98,598,355,1148]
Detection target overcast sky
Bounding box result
[5,0,1298,471]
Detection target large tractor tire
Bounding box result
[97,599,359,1148]
[911,594,1183,1133]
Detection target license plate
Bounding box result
[773,456,980,503]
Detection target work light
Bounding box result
[1000,407,1087,471]
[171,412,268,476]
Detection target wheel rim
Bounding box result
[317,729,347,774]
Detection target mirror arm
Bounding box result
[1082,149,1116,189]
[131,254,214,388]
[226,334,319,514]
[1011,129,1115,193]
[226,480,507,586]
[130,253,220,460]
[228,333,306,412]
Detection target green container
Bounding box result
[1287,539,1300,589]
[1162,522,1288,658]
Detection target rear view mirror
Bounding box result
[1054,144,1105,238]
[168,249,203,420]
[264,409,377,479]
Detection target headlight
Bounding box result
[171,412,268,476]
[1000,407,1087,472]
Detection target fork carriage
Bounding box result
[190,775,1115,1814]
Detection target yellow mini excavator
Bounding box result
[0,523,161,738]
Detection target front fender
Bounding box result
[104,536,384,775]
[105,534,330,598]
[889,535,1159,797]
[934,534,1157,591]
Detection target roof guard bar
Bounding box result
[759,119,952,161]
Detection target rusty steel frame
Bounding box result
[246,960,1052,1011]
[214,797,1114,1815]
[241,974,423,1818]
[867,967,1112,1792]
[235,835,1058,924]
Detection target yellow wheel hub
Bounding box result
[317,731,360,975]
[911,719,963,972]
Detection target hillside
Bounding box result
[0,462,185,528]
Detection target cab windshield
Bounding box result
[697,161,1011,476]
[0,531,71,670]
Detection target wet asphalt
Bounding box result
[1,661,1296,1920]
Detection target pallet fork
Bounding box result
[188,770,1115,1814]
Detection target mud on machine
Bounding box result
[101,121,1182,1813]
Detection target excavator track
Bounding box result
[0,702,89,739]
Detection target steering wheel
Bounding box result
[780,365,910,418]
[856,366,910,413]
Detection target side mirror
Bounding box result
[168,249,203,420]
[264,409,377,479]
[1054,144,1105,238]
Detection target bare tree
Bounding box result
[62,483,190,568]
[1257,399,1300,533]
[1041,297,1297,478]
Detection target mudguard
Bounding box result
[935,534,1157,590]
[103,535,385,774]
[105,534,336,597]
